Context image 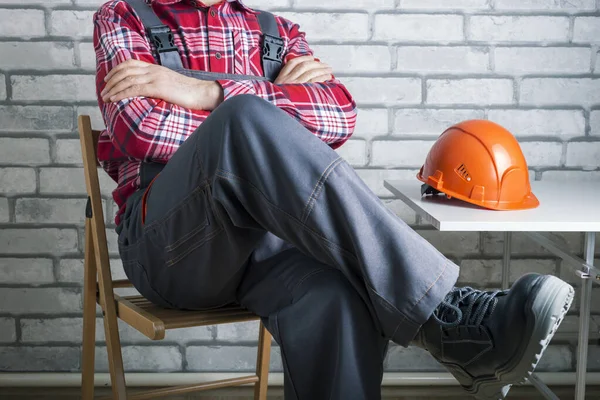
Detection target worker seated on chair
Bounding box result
[94,0,573,398]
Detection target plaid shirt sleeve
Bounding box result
[216,18,357,149]
[93,3,209,162]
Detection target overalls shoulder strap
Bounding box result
[124,0,184,70]
[124,0,283,81]
[255,10,285,82]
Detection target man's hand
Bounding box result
[100,59,223,111]
[274,55,333,85]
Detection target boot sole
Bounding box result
[468,275,574,400]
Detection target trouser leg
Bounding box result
[121,94,458,346]
[238,244,389,400]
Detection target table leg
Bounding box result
[502,232,512,290]
[575,232,596,400]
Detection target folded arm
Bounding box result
[216,20,357,149]
[94,3,356,162]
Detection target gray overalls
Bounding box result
[115,1,459,398]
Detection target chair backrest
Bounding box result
[78,115,116,293]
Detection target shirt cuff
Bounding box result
[216,79,259,101]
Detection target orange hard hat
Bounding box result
[417,120,539,210]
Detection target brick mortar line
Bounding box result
[34,167,40,196]
[560,142,568,167]
[569,15,576,43]
[0,283,82,288]
[3,74,10,101]
[585,109,592,137]
[7,198,15,224]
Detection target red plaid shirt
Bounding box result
[94,0,357,223]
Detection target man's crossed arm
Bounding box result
[100,56,333,110]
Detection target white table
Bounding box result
[384,180,599,400]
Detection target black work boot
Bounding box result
[413,274,574,400]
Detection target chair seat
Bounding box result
[105,294,260,340]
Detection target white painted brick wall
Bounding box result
[494,47,591,74]
[393,109,485,136]
[400,0,490,10]
[0,9,45,38]
[519,142,563,167]
[573,17,600,42]
[0,288,81,313]
[0,198,8,223]
[592,111,600,136]
[344,77,421,105]
[426,79,514,105]
[495,0,596,11]
[0,106,74,132]
[0,228,79,254]
[0,42,76,70]
[396,46,490,73]
[94,346,183,372]
[371,140,435,167]
[0,168,37,195]
[12,75,96,102]
[521,78,600,106]
[487,109,585,138]
[0,258,54,284]
[0,138,50,165]
[50,11,96,38]
[0,318,16,343]
[0,0,598,376]
[374,14,464,42]
[0,74,5,100]
[313,45,391,73]
[566,142,600,168]
[469,16,570,42]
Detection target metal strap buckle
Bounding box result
[262,34,284,63]
[147,25,177,54]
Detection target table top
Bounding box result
[384,180,600,232]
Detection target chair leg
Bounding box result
[82,219,97,400]
[254,321,272,400]
[103,310,128,399]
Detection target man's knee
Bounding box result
[218,94,276,118]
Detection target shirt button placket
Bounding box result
[207,6,225,72]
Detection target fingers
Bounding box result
[103,59,149,82]
[275,55,320,84]
[275,57,333,84]
[102,74,153,102]
[308,73,333,83]
[108,83,154,103]
[285,60,331,83]
[101,68,151,101]
[291,64,333,84]
[277,55,314,77]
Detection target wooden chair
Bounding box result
[78,115,272,399]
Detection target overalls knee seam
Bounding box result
[301,157,344,224]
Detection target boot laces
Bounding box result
[432,287,504,328]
